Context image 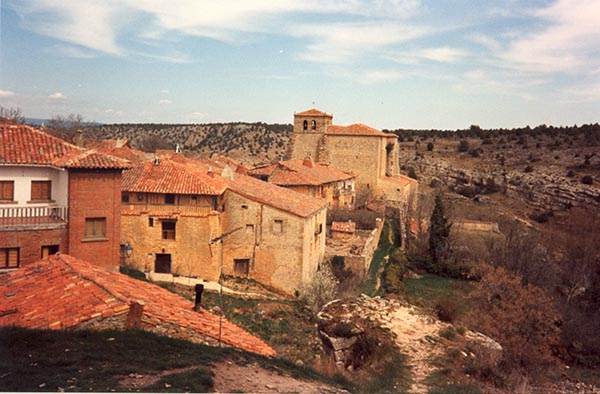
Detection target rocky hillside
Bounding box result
[84,122,292,165]
[396,124,600,217]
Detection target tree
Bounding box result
[426,142,434,151]
[458,139,470,152]
[428,194,451,267]
[0,106,25,123]
[47,113,85,142]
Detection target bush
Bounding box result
[435,297,459,323]
[458,139,470,152]
[381,249,407,295]
[567,170,575,178]
[469,149,480,158]
[524,165,534,173]
[581,175,594,185]
[301,263,338,315]
[427,142,434,151]
[407,166,418,180]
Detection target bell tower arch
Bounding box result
[289,109,333,161]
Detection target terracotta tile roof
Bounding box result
[122,156,228,195]
[86,140,147,163]
[0,254,275,357]
[0,122,130,169]
[382,174,418,187]
[225,171,328,218]
[331,221,356,234]
[250,159,354,187]
[327,124,396,138]
[295,108,333,117]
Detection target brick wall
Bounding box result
[67,170,122,269]
[0,227,68,267]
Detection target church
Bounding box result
[287,109,417,207]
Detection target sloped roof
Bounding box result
[86,139,147,163]
[0,121,130,169]
[331,221,356,234]
[295,109,333,118]
[225,172,328,218]
[122,156,228,195]
[327,124,396,138]
[0,254,275,357]
[250,159,354,187]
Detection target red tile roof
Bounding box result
[0,254,275,357]
[250,159,354,187]
[382,174,418,187]
[0,122,130,169]
[86,139,147,163]
[327,124,396,138]
[122,156,228,195]
[295,109,333,118]
[331,221,356,234]
[225,171,328,218]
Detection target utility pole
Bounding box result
[209,226,242,346]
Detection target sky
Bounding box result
[0,0,599,130]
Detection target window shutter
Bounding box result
[7,249,18,268]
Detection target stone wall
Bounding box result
[120,211,221,281]
[221,190,326,295]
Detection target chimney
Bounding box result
[194,284,204,312]
[73,130,84,147]
[303,157,313,168]
[207,165,214,177]
[154,155,159,165]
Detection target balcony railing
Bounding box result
[0,206,68,229]
[122,203,216,217]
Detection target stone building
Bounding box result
[248,157,355,209]
[0,119,130,270]
[287,109,417,205]
[120,154,328,295]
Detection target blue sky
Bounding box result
[1,0,598,129]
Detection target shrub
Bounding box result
[581,175,594,185]
[458,139,469,152]
[407,166,418,180]
[301,263,338,315]
[427,142,434,151]
[435,297,459,323]
[469,149,480,158]
[567,170,575,178]
[381,249,407,295]
[524,165,534,173]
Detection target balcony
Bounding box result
[122,203,216,217]
[0,206,68,231]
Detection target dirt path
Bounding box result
[212,361,348,393]
[376,304,447,394]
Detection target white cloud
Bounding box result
[48,92,66,99]
[159,99,172,105]
[290,22,428,64]
[417,47,467,63]
[0,90,16,98]
[51,45,97,59]
[501,0,600,74]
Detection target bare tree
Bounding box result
[0,106,25,124]
[47,113,85,142]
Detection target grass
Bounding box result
[158,282,324,364]
[404,274,474,310]
[0,326,351,392]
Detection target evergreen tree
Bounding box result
[428,194,451,267]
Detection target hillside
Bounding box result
[84,122,292,165]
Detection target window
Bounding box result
[234,259,250,277]
[0,181,14,202]
[31,180,51,201]
[149,217,154,227]
[0,248,19,269]
[303,120,308,130]
[121,192,130,203]
[246,224,254,233]
[161,220,176,240]
[241,204,248,209]
[41,245,59,259]
[155,253,172,274]
[315,223,323,235]
[137,193,144,202]
[311,120,316,130]
[165,194,175,205]
[273,219,283,233]
[85,218,106,239]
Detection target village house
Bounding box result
[287,109,418,206]
[0,119,130,270]
[248,157,356,209]
[120,153,328,295]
